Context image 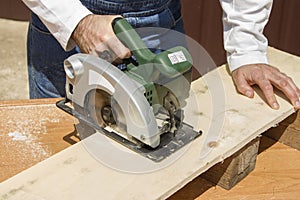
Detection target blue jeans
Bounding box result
[27,0,185,98]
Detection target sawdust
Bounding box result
[8,131,27,141]
[5,130,50,161]
[0,103,75,182]
[0,104,71,168]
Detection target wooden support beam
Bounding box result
[201,137,260,189]
[264,111,300,150]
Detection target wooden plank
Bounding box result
[0,98,60,107]
[264,111,300,150]
[0,47,299,199]
[170,136,300,199]
[0,99,258,190]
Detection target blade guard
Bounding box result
[64,53,160,148]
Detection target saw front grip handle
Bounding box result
[112,18,193,79]
[112,17,155,65]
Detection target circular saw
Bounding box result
[57,18,202,162]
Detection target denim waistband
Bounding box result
[80,0,180,19]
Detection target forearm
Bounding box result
[219,0,273,72]
[22,0,92,50]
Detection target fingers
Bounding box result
[72,14,131,61]
[268,70,300,109]
[254,73,279,109]
[232,70,254,98]
[94,37,131,64]
[233,67,279,109]
[94,36,131,63]
[107,36,131,59]
[232,64,300,110]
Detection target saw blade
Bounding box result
[84,89,136,143]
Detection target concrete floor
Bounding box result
[0,18,29,100]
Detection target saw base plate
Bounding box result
[56,98,202,162]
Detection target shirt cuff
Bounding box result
[60,8,92,51]
[227,51,269,72]
[30,0,92,51]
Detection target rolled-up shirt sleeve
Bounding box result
[22,0,92,51]
[219,0,273,72]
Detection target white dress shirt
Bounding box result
[22,0,92,51]
[220,0,272,71]
[22,0,273,72]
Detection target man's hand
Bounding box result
[71,14,131,61]
[232,64,300,110]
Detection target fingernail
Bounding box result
[295,100,300,108]
[273,102,280,110]
[245,91,252,98]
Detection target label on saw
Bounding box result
[168,51,187,65]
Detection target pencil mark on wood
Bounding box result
[195,85,208,94]
[1,185,25,199]
[63,157,77,165]
[28,179,38,185]
[80,168,91,174]
[194,111,204,116]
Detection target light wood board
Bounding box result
[0,47,299,199]
[170,136,300,199]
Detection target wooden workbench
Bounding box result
[0,48,299,199]
[0,99,75,183]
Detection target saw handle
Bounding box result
[112,17,155,65]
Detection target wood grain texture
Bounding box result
[169,136,300,200]
[0,47,299,199]
[0,99,75,182]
